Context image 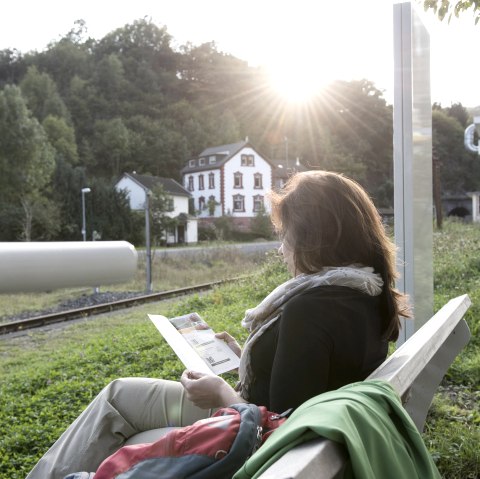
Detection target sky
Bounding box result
[1,0,479,107]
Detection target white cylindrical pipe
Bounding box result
[0,241,138,293]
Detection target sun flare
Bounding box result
[267,58,332,104]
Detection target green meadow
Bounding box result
[1,221,479,478]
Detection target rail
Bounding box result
[0,277,248,335]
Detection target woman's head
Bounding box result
[270,170,393,275]
[269,170,408,340]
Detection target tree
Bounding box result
[42,115,79,165]
[149,185,178,246]
[250,206,274,239]
[0,85,57,240]
[20,66,70,122]
[421,0,480,23]
[432,108,480,194]
[92,117,131,177]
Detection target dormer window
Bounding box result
[189,160,196,167]
[199,158,206,166]
[241,154,254,166]
[209,156,216,164]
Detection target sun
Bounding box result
[266,56,332,105]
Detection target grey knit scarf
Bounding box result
[236,265,383,402]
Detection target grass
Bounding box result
[422,219,480,478]
[1,222,479,478]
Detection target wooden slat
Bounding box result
[367,294,471,396]
[257,438,347,479]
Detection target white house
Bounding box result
[115,172,198,244]
[181,140,273,231]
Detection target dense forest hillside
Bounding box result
[0,18,478,242]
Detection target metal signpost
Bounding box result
[393,2,433,344]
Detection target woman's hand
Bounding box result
[180,370,245,409]
[215,331,242,358]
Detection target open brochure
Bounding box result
[148,312,241,375]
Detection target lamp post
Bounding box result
[145,190,152,293]
[81,187,91,241]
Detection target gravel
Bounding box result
[1,291,144,324]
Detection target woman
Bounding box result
[27,170,410,479]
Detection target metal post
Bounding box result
[81,187,91,241]
[145,191,152,293]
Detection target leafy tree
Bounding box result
[92,117,131,177]
[35,34,93,96]
[421,0,480,23]
[125,115,187,179]
[42,115,79,165]
[0,48,27,88]
[20,66,69,122]
[432,109,480,193]
[250,206,274,239]
[0,85,56,240]
[445,102,470,127]
[89,177,143,243]
[50,158,88,240]
[148,185,178,246]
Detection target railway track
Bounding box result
[0,277,245,335]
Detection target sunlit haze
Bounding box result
[0,0,479,107]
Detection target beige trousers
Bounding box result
[26,378,212,479]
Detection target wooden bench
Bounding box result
[257,294,472,478]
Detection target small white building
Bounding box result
[181,140,273,231]
[115,172,197,244]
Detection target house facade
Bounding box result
[115,172,198,244]
[181,141,273,231]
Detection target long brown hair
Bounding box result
[269,170,410,341]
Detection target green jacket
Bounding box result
[234,380,441,479]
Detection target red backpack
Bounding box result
[65,403,288,479]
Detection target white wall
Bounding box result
[223,147,272,216]
[116,177,146,210]
[184,170,222,218]
[186,218,198,243]
[167,196,189,217]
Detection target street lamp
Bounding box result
[81,187,91,241]
[145,190,152,293]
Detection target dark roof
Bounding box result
[123,173,191,197]
[181,140,273,173]
[199,141,247,157]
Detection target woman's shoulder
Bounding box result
[289,284,376,305]
[282,285,380,322]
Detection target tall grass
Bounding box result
[0,222,479,477]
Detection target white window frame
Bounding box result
[233,194,245,212]
[208,172,215,189]
[234,171,243,189]
[253,195,264,212]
